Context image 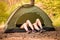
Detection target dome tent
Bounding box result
[4,0,55,32]
[4,4,55,33]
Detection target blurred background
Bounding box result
[0,0,60,28]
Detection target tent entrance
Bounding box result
[16,12,44,27]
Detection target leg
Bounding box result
[35,19,43,29]
[35,19,46,32]
[20,23,29,32]
[26,20,34,30]
[33,23,40,30]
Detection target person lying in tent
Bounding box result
[20,18,45,33]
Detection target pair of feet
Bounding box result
[20,19,45,33]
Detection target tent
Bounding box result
[4,4,55,33]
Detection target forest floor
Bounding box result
[0,24,60,40]
[0,31,60,40]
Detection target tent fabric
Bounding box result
[4,4,55,32]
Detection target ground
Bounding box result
[0,31,60,40]
[0,24,60,40]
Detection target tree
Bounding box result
[0,1,8,23]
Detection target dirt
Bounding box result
[0,31,60,40]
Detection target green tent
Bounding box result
[4,4,55,33]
